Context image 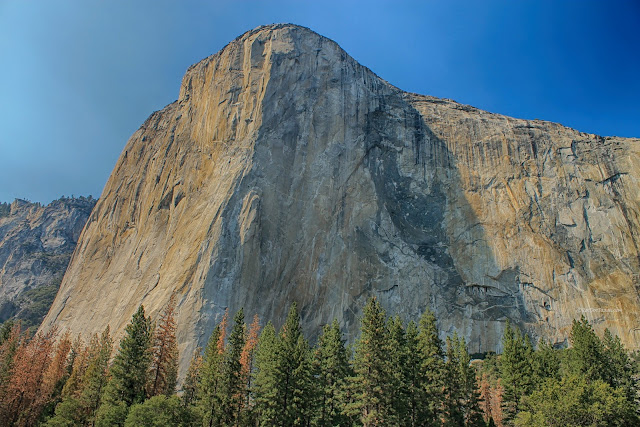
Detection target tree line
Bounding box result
[0,295,638,426]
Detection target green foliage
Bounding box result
[454,335,484,426]
[45,329,113,426]
[252,321,279,425]
[416,308,446,425]
[312,319,352,426]
[95,401,128,427]
[388,315,409,424]
[181,349,202,409]
[32,299,640,427]
[515,374,638,426]
[196,325,223,427]
[7,281,61,331]
[125,395,199,427]
[500,320,534,423]
[443,334,464,426]
[602,328,638,404]
[345,297,394,425]
[252,304,313,426]
[531,338,560,385]
[219,308,246,425]
[96,306,152,426]
[402,320,423,427]
[276,303,314,425]
[566,316,607,382]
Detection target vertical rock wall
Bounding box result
[40,25,640,378]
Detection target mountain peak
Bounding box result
[41,25,640,379]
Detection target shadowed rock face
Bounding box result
[0,197,96,327]
[40,24,640,377]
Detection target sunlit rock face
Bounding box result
[40,24,640,377]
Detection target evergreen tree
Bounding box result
[59,335,88,399]
[416,308,446,425]
[252,305,313,426]
[96,306,153,426]
[219,309,246,426]
[181,348,202,409]
[566,315,606,383]
[602,328,637,404]
[252,321,278,425]
[345,297,393,426]
[388,315,409,424]
[403,320,422,427]
[515,373,638,426]
[500,321,534,424]
[196,325,223,427]
[312,319,352,427]
[443,334,464,426]
[531,338,560,385]
[78,327,113,424]
[455,336,484,426]
[276,303,314,426]
[147,295,179,397]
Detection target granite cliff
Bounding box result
[40,24,640,376]
[0,197,96,328]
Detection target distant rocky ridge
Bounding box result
[0,197,96,328]
[39,24,640,378]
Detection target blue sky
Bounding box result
[1,0,638,203]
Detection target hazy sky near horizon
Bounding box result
[1,1,639,204]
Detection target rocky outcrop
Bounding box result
[40,24,640,377]
[0,197,96,327]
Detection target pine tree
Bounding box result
[499,320,533,424]
[147,295,179,397]
[313,319,352,427]
[197,325,223,427]
[78,326,112,424]
[219,308,246,425]
[252,305,313,426]
[276,303,314,426]
[96,306,153,427]
[443,334,464,426]
[181,348,202,409]
[345,297,393,426]
[403,320,422,427]
[566,316,606,383]
[455,336,484,426]
[388,315,409,424]
[59,335,88,399]
[252,321,279,426]
[602,328,638,405]
[416,308,445,425]
[531,338,560,386]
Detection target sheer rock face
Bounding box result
[0,197,96,323]
[41,24,640,376]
